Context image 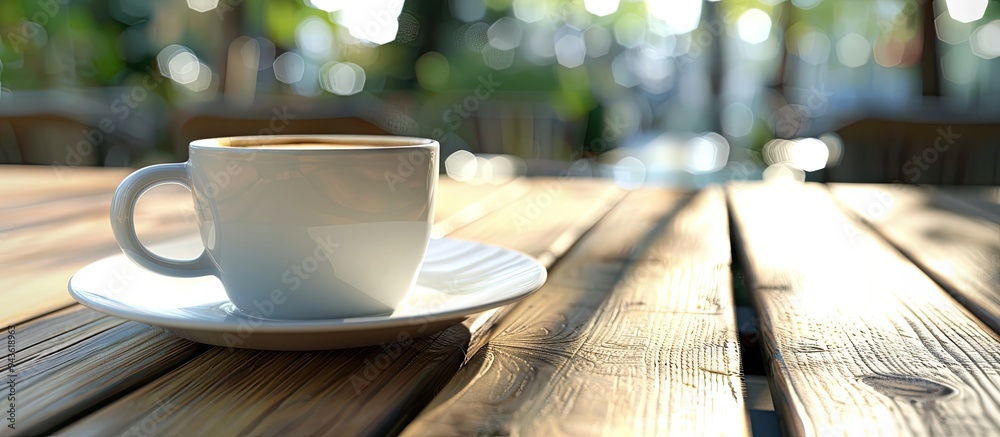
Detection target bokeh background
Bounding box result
[1,0,999,186]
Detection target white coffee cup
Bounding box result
[110,135,439,320]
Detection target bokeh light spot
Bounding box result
[187,0,218,12]
[945,0,987,23]
[763,163,805,183]
[445,150,477,182]
[836,33,872,68]
[941,45,978,84]
[791,0,821,10]
[585,0,620,17]
[295,18,334,59]
[971,20,1000,59]
[309,0,345,12]
[168,52,200,85]
[797,30,831,65]
[465,22,490,51]
[613,156,646,190]
[873,36,904,67]
[737,9,772,45]
[336,0,403,45]
[482,45,516,70]
[488,17,523,50]
[646,0,702,35]
[273,52,306,84]
[584,26,612,57]
[555,32,587,68]
[319,62,366,95]
[935,11,973,44]
[513,0,548,23]
[415,51,450,88]
[614,14,646,48]
[722,103,754,137]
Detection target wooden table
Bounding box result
[3,165,1000,436]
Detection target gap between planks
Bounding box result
[830,184,1000,335]
[50,179,626,436]
[401,187,748,437]
[729,182,1000,436]
[2,176,527,435]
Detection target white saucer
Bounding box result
[69,238,546,351]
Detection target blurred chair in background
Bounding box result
[824,115,1000,185]
[0,90,165,167]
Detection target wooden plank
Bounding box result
[6,306,206,436]
[831,184,1000,333]
[402,187,748,436]
[729,182,1000,436]
[443,178,624,267]
[56,179,626,436]
[0,170,518,436]
[922,186,1000,217]
[0,173,519,328]
[544,189,691,290]
[431,178,533,238]
[437,179,627,357]
[56,328,473,437]
[559,188,694,262]
[0,165,130,209]
[433,177,519,222]
[0,184,198,327]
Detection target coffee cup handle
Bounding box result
[110,163,218,277]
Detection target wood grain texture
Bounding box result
[442,178,624,267]
[402,187,748,437]
[58,327,473,437]
[729,182,1000,436]
[0,165,130,209]
[0,175,511,327]
[0,169,514,436]
[57,178,625,436]
[431,178,533,238]
[0,177,197,327]
[831,184,1000,334]
[4,306,205,436]
[433,178,626,355]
